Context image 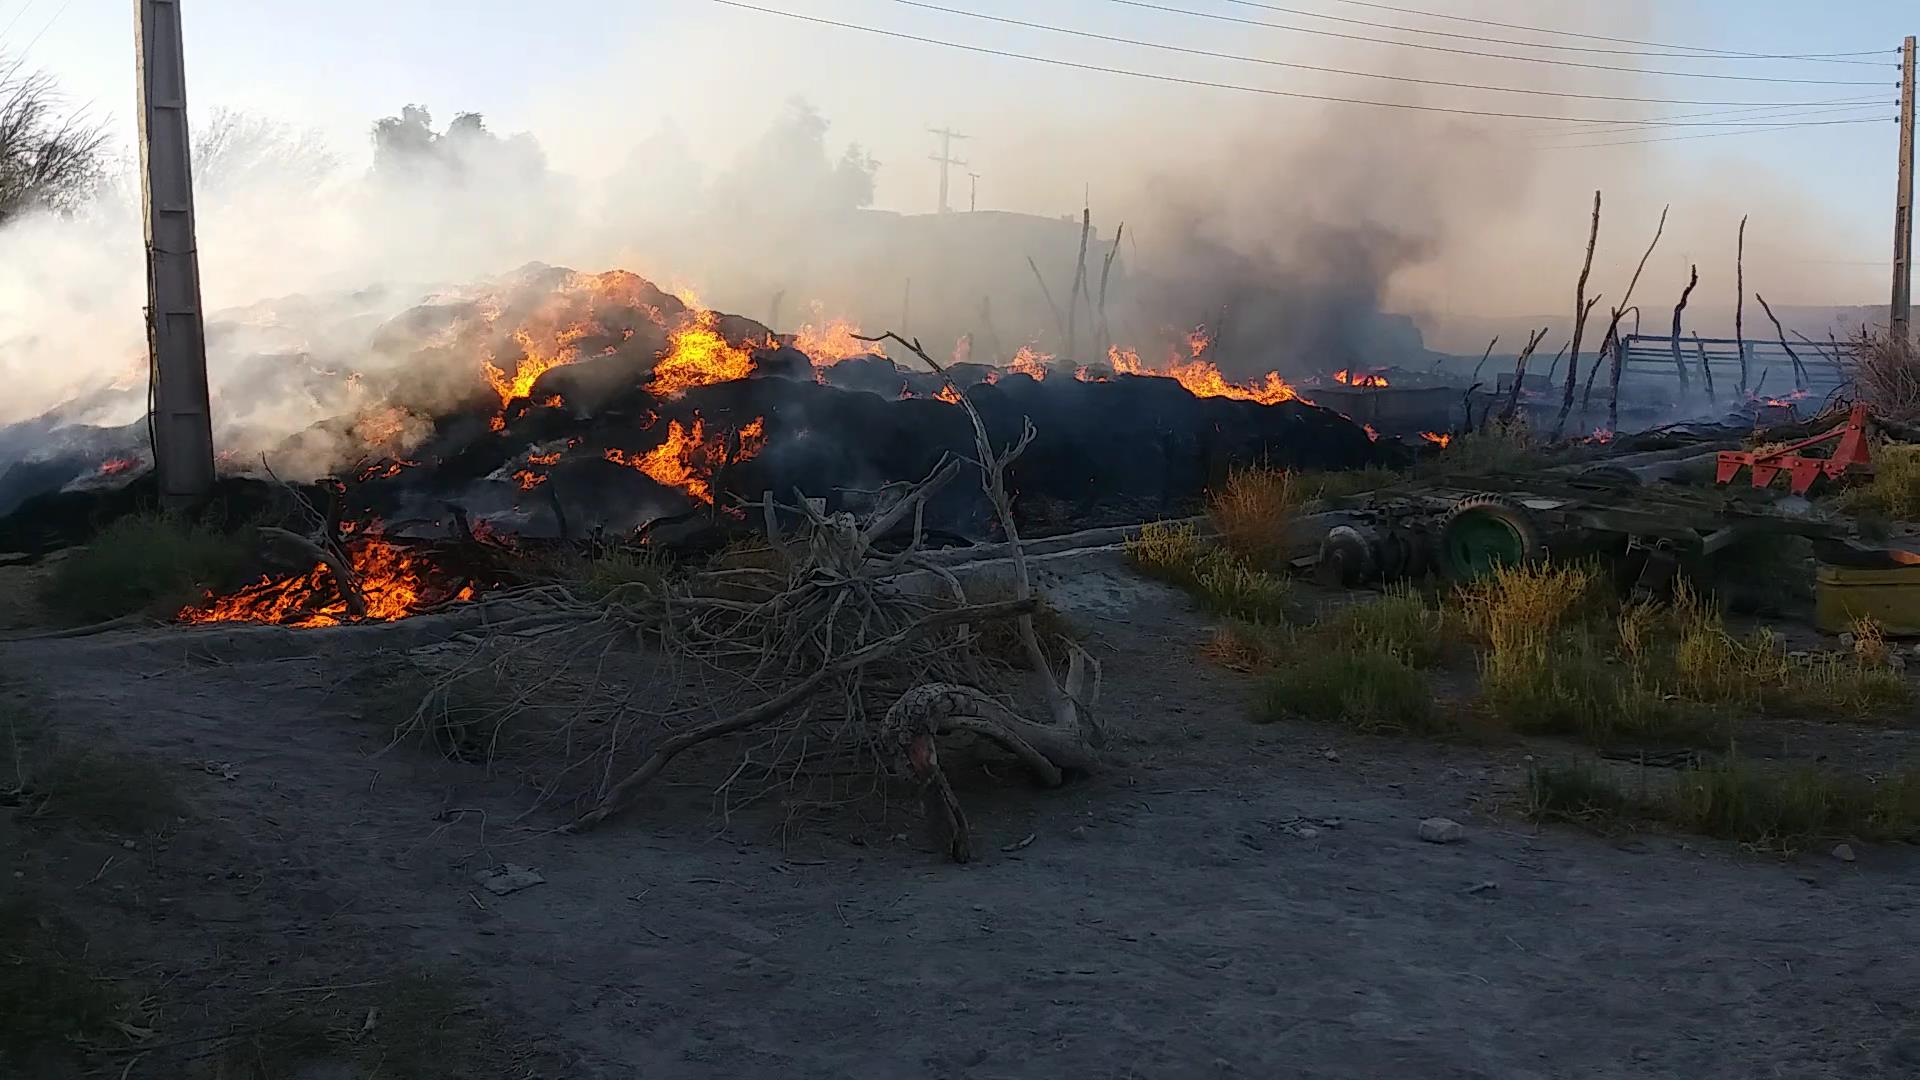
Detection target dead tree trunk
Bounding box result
[1553,191,1603,440]
[1693,332,1716,399]
[978,296,1006,364]
[1066,207,1091,365]
[1585,205,1668,418]
[1670,264,1698,394]
[1469,335,1498,384]
[1500,327,1550,423]
[1096,222,1124,352]
[1025,256,1066,346]
[1755,293,1810,390]
[1735,215,1749,395]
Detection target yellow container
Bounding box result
[1815,563,1920,636]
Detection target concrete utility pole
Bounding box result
[1893,35,1915,341]
[928,126,968,214]
[138,0,215,509]
[967,171,979,212]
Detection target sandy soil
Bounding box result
[5,569,1920,1078]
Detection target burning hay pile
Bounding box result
[387,355,1101,859]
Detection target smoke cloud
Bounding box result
[0,0,1891,471]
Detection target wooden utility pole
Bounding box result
[1894,35,1915,341]
[138,0,215,509]
[967,171,979,212]
[928,127,968,214]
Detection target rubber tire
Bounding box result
[1437,494,1544,581]
[1317,525,1377,588]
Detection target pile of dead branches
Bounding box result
[1851,328,1920,426]
[390,334,1103,860]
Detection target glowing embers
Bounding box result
[177,536,475,628]
[603,414,767,505]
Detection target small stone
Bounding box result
[472,863,546,897]
[1322,748,1341,763]
[1070,825,1091,841]
[1418,817,1466,844]
[121,839,137,850]
[1832,843,1857,863]
[1295,826,1322,841]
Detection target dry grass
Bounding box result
[2,703,183,834]
[1528,757,1920,852]
[527,544,668,601]
[1207,467,1306,566]
[1850,327,1920,425]
[1833,442,1920,522]
[36,513,252,624]
[1423,421,1557,476]
[1125,521,1293,624]
[1465,570,1907,746]
[1256,646,1440,734]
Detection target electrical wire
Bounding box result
[1543,115,1889,150]
[1310,0,1891,62]
[885,0,1876,108]
[1106,0,1894,85]
[1530,102,1893,141]
[709,1,1890,128]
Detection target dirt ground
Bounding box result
[5,565,1920,1078]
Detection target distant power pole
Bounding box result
[928,126,968,214]
[967,171,979,212]
[1893,35,1915,341]
[138,0,215,509]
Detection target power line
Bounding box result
[1312,0,1890,63]
[1531,101,1893,141]
[708,1,1890,129]
[0,0,41,41]
[17,0,74,59]
[1107,0,1893,86]
[886,0,1880,109]
[1545,115,1889,150]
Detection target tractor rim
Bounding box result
[1447,513,1527,577]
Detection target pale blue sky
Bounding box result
[8,0,1914,306]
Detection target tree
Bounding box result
[371,105,545,187]
[711,98,879,216]
[0,59,106,224]
[192,107,338,197]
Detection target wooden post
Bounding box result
[138,0,216,510]
[1735,215,1749,393]
[1553,191,1602,440]
[1894,36,1915,341]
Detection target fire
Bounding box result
[177,538,475,628]
[1009,345,1053,380]
[1093,336,1303,405]
[1363,424,1380,442]
[541,395,565,408]
[793,316,871,367]
[513,470,549,491]
[475,269,663,428]
[1419,431,1453,448]
[935,384,962,405]
[97,457,139,476]
[604,414,767,505]
[650,309,756,396]
[1334,369,1391,388]
[355,459,416,482]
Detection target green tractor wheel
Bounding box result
[1437,495,1543,581]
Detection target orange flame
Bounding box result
[793,316,871,367]
[1334,369,1391,388]
[604,414,767,505]
[650,309,756,396]
[1092,336,1304,405]
[1009,345,1053,380]
[177,538,475,628]
[935,384,962,405]
[1419,431,1453,448]
[97,457,139,476]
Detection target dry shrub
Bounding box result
[37,513,251,624]
[1531,757,1920,852]
[1208,467,1304,566]
[1125,521,1292,623]
[1850,327,1920,425]
[1427,421,1552,476]
[528,545,667,601]
[1306,585,1454,668]
[1833,443,1920,522]
[1200,621,1285,672]
[1257,647,1438,734]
